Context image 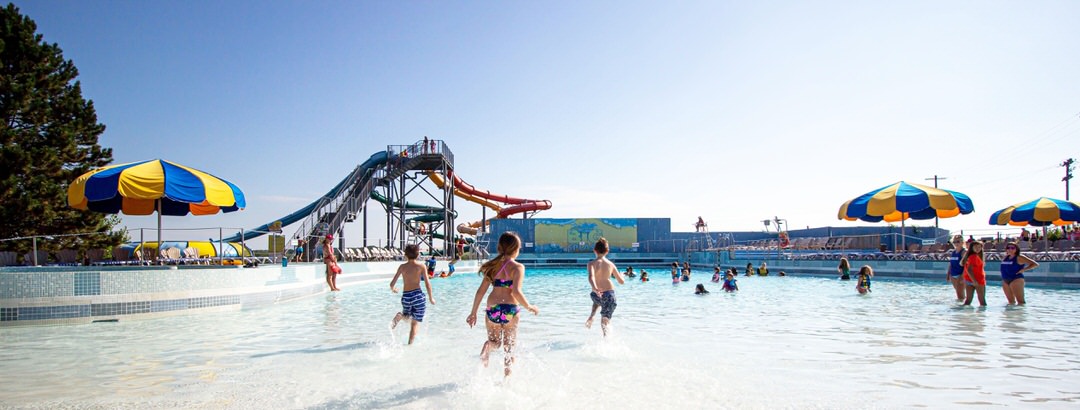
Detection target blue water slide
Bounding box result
[222,151,389,242]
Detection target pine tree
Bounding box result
[0,4,125,259]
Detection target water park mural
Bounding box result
[534,218,637,253]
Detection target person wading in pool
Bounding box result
[585,238,625,337]
[466,232,539,377]
[389,245,435,345]
[961,241,987,306]
[321,234,339,291]
[1000,241,1038,305]
[945,235,967,301]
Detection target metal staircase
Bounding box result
[289,163,384,255]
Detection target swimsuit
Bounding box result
[1000,255,1024,284]
[486,303,519,324]
[722,279,737,292]
[839,267,850,280]
[590,290,617,319]
[485,259,519,324]
[712,273,721,283]
[962,255,986,286]
[948,250,964,277]
[400,288,426,322]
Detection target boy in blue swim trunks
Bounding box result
[390,244,435,344]
[585,238,625,337]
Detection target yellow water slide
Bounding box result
[426,171,497,235]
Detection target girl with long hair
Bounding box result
[465,232,539,377]
[1000,241,1039,305]
[961,241,987,306]
[945,235,967,301]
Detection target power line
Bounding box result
[924,174,946,228]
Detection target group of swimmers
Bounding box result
[388,232,623,377]
[944,234,1038,306]
[836,258,874,294]
[834,234,1041,304]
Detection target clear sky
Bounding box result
[16,1,1080,247]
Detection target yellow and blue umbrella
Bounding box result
[838,181,974,251]
[67,159,245,251]
[838,181,974,222]
[989,197,1080,227]
[68,159,245,216]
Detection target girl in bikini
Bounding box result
[465,232,539,377]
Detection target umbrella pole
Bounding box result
[157,200,162,263]
[901,218,906,254]
[1044,226,1049,259]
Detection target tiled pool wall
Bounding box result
[0,260,478,327]
[698,254,1080,288]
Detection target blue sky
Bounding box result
[17,1,1080,246]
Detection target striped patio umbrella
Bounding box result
[838,181,974,250]
[988,197,1080,227]
[67,159,246,252]
[989,197,1080,254]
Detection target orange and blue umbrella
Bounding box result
[838,181,974,222]
[67,159,245,216]
[989,197,1080,227]
[67,159,245,253]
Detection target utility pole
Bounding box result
[924,175,947,229]
[1063,158,1075,200]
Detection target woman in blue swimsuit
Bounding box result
[1000,242,1038,305]
[945,235,967,301]
[466,232,539,377]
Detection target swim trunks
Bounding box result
[400,289,426,322]
[486,303,519,324]
[590,290,617,319]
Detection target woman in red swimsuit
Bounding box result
[961,241,987,306]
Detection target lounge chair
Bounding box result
[54,249,79,266]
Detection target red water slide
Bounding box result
[446,171,552,218]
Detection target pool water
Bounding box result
[2,269,1079,408]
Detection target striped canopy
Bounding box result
[838,181,974,223]
[988,197,1080,227]
[68,159,245,216]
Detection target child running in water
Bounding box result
[389,245,436,345]
[962,241,987,306]
[855,265,873,294]
[722,272,739,292]
[586,238,625,337]
[466,232,539,377]
[671,262,680,284]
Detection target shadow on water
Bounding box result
[309,382,459,409]
[250,342,375,358]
